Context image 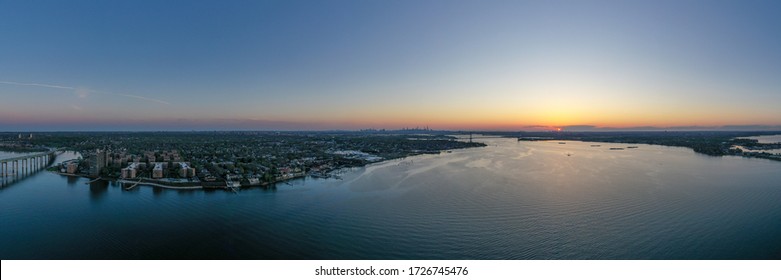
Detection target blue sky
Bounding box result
[1,0,781,131]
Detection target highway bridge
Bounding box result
[0,149,58,179]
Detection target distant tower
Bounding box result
[469,133,473,143]
[18,133,22,139]
[29,133,33,139]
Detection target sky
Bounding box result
[1,0,780,131]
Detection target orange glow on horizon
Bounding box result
[3,105,781,131]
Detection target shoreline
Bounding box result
[45,143,482,190]
[511,133,781,162]
[116,179,203,190]
[48,145,484,191]
[53,168,341,190]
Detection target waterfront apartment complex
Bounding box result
[89,149,107,177]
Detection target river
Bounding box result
[1,138,780,259]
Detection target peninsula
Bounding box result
[506,130,781,162]
[1,131,486,190]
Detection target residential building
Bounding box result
[152,163,164,179]
[121,163,137,179]
[66,162,78,174]
[178,162,196,178]
[89,149,107,177]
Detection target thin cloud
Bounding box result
[74,87,90,99]
[0,80,169,105]
[0,80,76,90]
[110,92,169,105]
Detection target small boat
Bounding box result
[627,146,638,149]
[609,148,625,150]
[590,145,601,147]
[566,153,572,156]
[558,142,566,144]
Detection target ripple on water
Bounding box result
[2,139,781,259]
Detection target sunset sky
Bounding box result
[1,0,780,131]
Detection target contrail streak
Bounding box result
[0,80,77,90]
[0,80,170,105]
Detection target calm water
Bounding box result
[738,134,781,154]
[2,139,781,259]
[0,151,27,159]
[741,134,781,143]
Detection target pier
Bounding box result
[226,179,240,193]
[124,178,143,190]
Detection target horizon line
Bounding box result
[3,128,781,133]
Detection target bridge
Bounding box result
[454,133,506,142]
[0,149,58,179]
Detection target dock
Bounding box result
[124,179,143,190]
[226,179,240,193]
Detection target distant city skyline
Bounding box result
[2,0,781,131]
